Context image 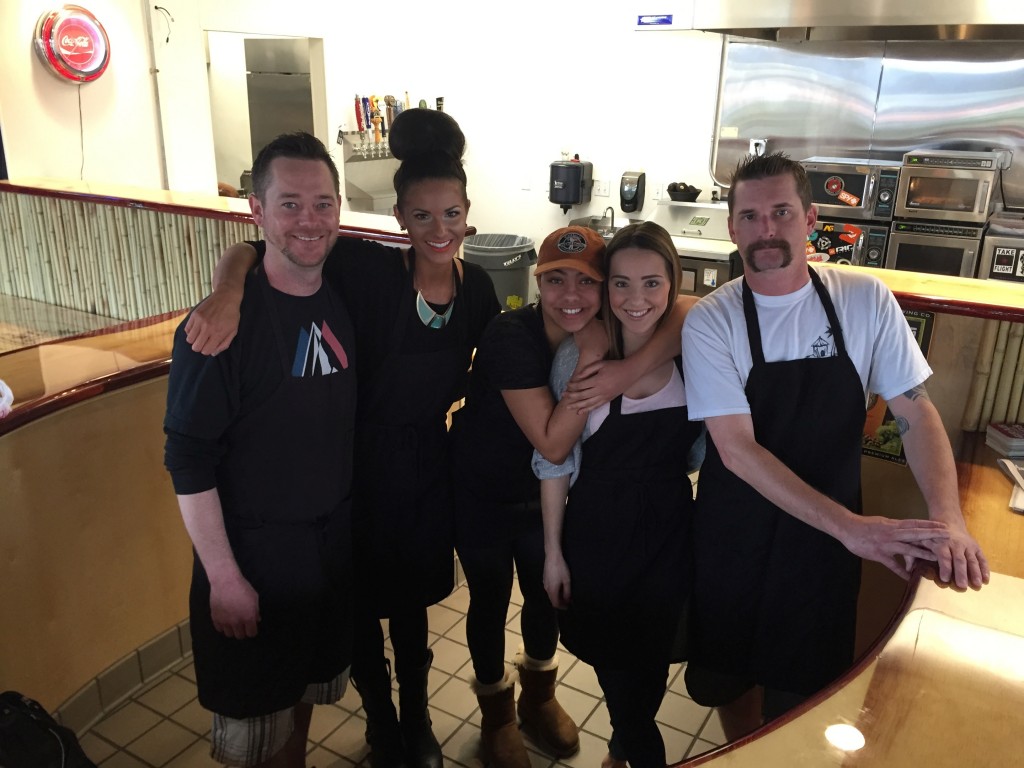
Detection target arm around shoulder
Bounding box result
[502,386,586,465]
[184,242,259,355]
[502,337,589,464]
[566,294,695,411]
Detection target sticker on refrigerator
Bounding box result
[991,246,1019,275]
[703,269,718,288]
[985,245,1024,282]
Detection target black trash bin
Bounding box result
[462,234,537,311]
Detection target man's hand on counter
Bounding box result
[185,287,242,356]
[925,524,990,591]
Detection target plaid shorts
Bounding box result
[209,669,349,767]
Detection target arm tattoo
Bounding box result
[895,385,928,436]
[901,383,930,402]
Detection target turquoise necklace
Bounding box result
[408,248,458,329]
[416,289,454,329]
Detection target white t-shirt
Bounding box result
[681,267,932,420]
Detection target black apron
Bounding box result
[353,256,469,615]
[190,270,356,718]
[559,360,701,670]
[690,267,865,696]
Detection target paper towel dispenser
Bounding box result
[549,156,593,214]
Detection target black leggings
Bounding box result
[458,522,559,685]
[597,665,669,768]
[351,603,429,682]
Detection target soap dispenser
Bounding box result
[620,171,646,213]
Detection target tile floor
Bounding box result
[78,578,726,768]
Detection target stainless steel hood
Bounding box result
[692,0,1024,42]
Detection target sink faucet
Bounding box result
[604,206,615,231]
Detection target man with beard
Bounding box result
[680,152,988,741]
[164,133,356,768]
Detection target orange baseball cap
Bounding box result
[534,226,606,281]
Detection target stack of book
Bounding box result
[997,458,1024,513]
[986,422,1024,458]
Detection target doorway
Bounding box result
[206,32,324,195]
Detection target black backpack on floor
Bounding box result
[0,691,97,768]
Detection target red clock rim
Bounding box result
[35,6,110,83]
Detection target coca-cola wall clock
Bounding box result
[34,5,111,83]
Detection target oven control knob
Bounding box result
[867,247,881,263]
[878,190,892,203]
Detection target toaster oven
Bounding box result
[800,157,901,222]
[894,149,1009,225]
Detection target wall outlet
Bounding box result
[652,183,665,201]
[594,179,610,197]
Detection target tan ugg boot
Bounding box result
[514,651,580,758]
[473,671,530,768]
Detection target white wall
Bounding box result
[146,0,217,193]
[0,0,165,187]
[197,0,725,247]
[206,32,252,190]
[0,0,724,248]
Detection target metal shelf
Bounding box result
[338,131,393,163]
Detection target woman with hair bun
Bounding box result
[185,110,501,768]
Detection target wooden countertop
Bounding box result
[0,177,413,243]
[0,311,183,438]
[687,573,1024,766]
[817,262,1024,322]
[955,435,1024,579]
[684,432,1024,766]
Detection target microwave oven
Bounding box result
[801,157,901,222]
[808,219,889,268]
[894,150,1007,225]
[885,221,984,278]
